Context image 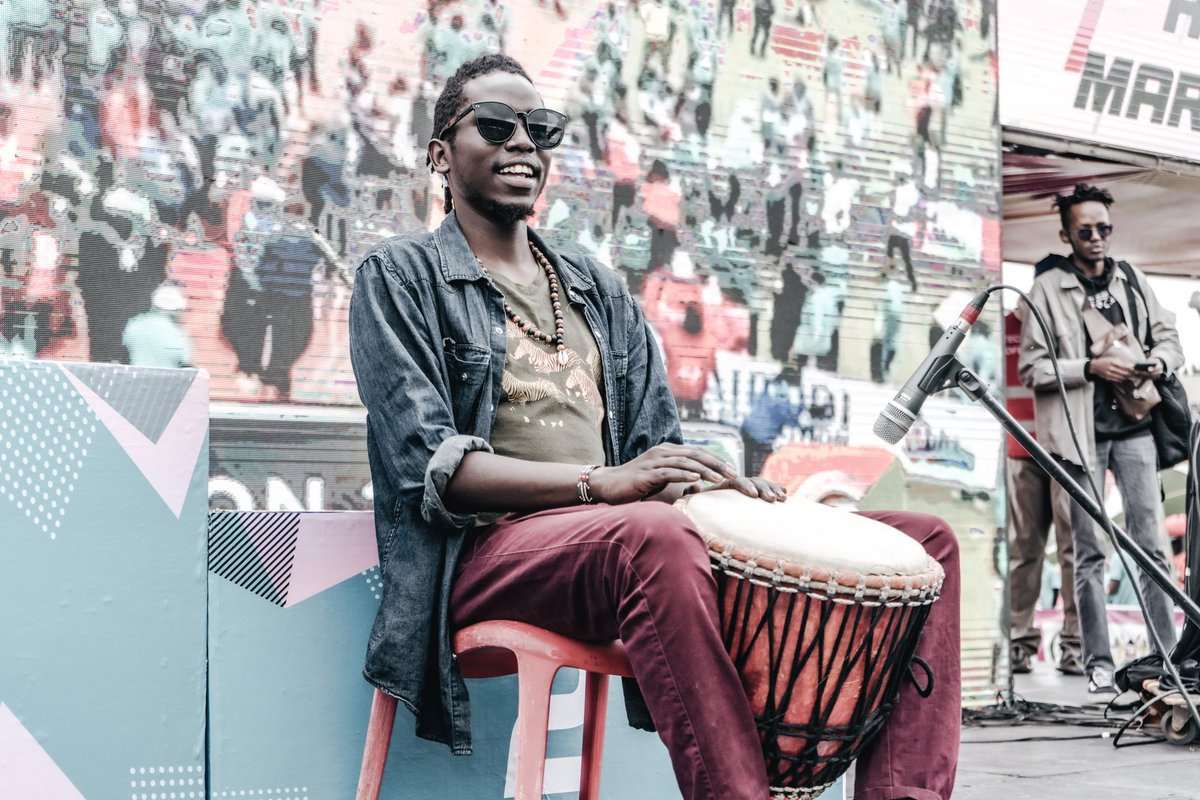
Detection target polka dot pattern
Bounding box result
[213,788,309,799]
[0,362,96,540]
[126,764,207,800]
[362,566,382,600]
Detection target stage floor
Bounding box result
[955,668,1199,799]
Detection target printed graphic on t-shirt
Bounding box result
[501,318,604,427]
[1087,288,1117,311]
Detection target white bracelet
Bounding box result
[577,465,601,504]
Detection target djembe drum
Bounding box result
[675,490,944,800]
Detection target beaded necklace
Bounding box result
[478,241,569,365]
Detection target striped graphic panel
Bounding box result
[208,512,300,606]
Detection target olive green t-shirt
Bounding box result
[478,264,607,522]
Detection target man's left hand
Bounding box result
[686,475,787,502]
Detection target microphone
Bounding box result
[873,289,990,445]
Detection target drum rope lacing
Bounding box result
[712,541,942,796]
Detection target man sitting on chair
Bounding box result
[349,53,961,800]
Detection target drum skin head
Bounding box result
[675,489,932,577]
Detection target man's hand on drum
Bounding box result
[689,473,787,502]
[588,443,787,505]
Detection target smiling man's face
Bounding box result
[439,71,552,226]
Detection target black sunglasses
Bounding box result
[438,101,569,150]
[1075,223,1114,241]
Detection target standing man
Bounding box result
[903,0,923,61]
[750,0,774,59]
[886,166,920,293]
[716,0,736,38]
[1005,306,1082,676]
[351,53,962,800]
[922,0,956,62]
[1019,183,1183,697]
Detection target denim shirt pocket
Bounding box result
[443,339,491,430]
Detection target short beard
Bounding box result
[458,176,537,226]
[479,197,535,226]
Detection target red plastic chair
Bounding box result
[355,620,635,800]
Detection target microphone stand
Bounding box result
[946,361,1200,628]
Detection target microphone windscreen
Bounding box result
[873,413,908,445]
[873,402,917,445]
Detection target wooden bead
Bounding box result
[477,242,567,353]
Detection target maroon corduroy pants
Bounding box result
[450,503,960,800]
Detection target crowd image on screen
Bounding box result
[0,0,999,479]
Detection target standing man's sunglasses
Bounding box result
[438,101,569,150]
[1075,224,1114,241]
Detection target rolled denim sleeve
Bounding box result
[350,253,490,530]
[423,434,493,528]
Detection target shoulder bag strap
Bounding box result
[1115,260,1152,350]
[1079,296,1118,349]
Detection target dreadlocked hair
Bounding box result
[431,53,533,213]
[1052,183,1114,231]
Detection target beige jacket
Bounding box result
[1018,257,1184,467]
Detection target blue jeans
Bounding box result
[1062,433,1177,674]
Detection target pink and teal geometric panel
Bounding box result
[0,360,209,799]
[60,364,197,444]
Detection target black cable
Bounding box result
[1110,691,1172,748]
[963,695,1125,728]
[962,694,1168,749]
[964,733,1157,743]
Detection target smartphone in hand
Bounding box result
[1134,360,1158,372]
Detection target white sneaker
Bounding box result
[1087,667,1118,697]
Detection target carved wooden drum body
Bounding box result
[675,490,944,800]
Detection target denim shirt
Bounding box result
[348,212,682,753]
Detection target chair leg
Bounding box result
[579,671,611,800]
[512,656,560,800]
[356,689,398,800]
